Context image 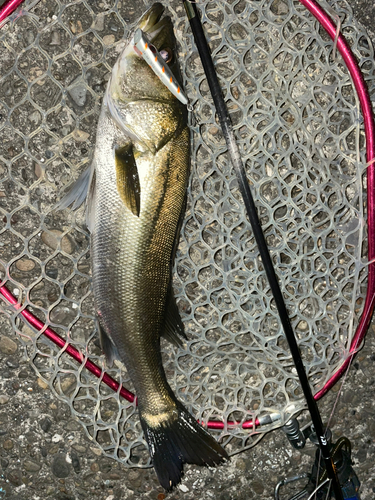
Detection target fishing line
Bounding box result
[332,15,341,60]
[325,102,368,439]
[309,0,375,404]
[322,1,342,61]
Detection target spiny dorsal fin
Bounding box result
[54,163,93,212]
[54,161,96,233]
[115,144,141,217]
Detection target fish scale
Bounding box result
[93,129,188,405]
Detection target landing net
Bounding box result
[0,0,374,466]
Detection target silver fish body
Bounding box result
[92,94,189,415]
[58,3,227,490]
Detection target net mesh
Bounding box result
[0,0,374,466]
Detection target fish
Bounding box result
[57,3,228,490]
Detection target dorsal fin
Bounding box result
[54,161,96,232]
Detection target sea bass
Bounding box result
[58,3,227,490]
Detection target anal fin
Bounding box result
[97,319,120,367]
[161,284,187,348]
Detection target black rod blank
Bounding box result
[182,2,344,499]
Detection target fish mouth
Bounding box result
[137,3,173,46]
[138,3,165,33]
[105,2,180,141]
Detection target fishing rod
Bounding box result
[181,1,345,499]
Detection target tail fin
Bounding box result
[140,401,228,491]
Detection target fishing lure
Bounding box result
[133,28,188,105]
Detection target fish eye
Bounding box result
[148,44,173,64]
[160,48,173,64]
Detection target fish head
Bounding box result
[108,3,182,106]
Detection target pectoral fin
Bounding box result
[115,144,141,217]
[161,284,187,348]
